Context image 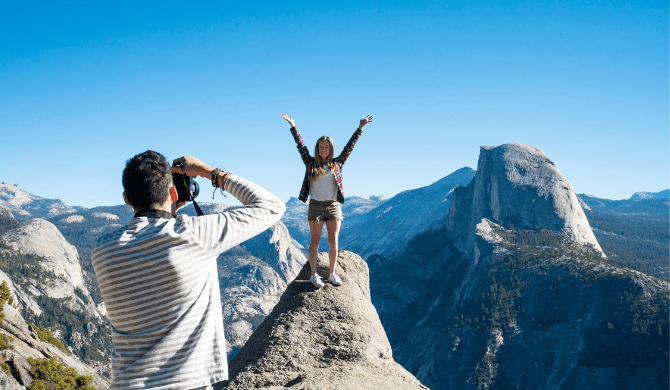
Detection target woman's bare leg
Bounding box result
[325,220,341,274]
[308,220,324,275]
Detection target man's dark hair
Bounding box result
[122,150,172,210]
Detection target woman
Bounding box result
[282,113,373,288]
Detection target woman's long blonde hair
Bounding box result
[310,136,334,181]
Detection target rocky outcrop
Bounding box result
[0,302,110,389]
[0,269,42,316]
[0,219,97,317]
[1,219,85,293]
[0,216,112,377]
[219,251,428,390]
[0,205,16,224]
[447,144,603,258]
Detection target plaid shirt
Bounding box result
[289,126,363,203]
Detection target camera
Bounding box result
[172,163,199,202]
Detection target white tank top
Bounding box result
[309,166,337,201]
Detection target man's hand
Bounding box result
[359,115,373,130]
[282,113,296,128]
[172,156,213,179]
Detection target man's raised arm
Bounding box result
[173,156,286,257]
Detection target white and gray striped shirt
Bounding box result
[92,175,285,390]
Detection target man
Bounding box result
[92,151,285,389]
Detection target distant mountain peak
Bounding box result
[630,189,670,200]
[448,143,603,258]
[0,183,82,220]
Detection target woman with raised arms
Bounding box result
[282,113,373,288]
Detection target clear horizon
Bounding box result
[1,165,667,210]
[2,1,668,208]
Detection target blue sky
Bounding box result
[1,0,668,208]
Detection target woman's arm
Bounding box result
[335,115,373,165]
[283,113,312,165]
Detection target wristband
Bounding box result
[211,167,228,198]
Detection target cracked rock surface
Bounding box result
[218,250,428,390]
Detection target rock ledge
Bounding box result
[219,250,428,390]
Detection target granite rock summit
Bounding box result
[0,218,97,316]
[447,143,603,259]
[219,250,428,390]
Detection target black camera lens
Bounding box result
[172,173,199,202]
[189,178,199,199]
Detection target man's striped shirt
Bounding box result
[92,175,285,389]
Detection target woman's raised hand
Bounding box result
[282,113,296,128]
[359,115,373,129]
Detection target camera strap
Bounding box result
[186,183,204,217]
[174,162,205,217]
[192,199,204,217]
[134,210,175,219]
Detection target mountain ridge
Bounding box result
[362,143,668,389]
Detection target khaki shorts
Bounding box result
[308,199,343,221]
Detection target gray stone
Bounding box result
[86,322,97,336]
[447,143,604,259]
[0,304,110,389]
[215,221,307,358]
[0,368,23,390]
[0,350,33,387]
[0,218,100,321]
[220,251,429,390]
[0,218,87,297]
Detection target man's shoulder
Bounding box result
[91,223,129,266]
[93,223,127,248]
[97,224,126,241]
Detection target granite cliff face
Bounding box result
[366,143,667,390]
[0,219,95,310]
[0,214,112,377]
[219,251,428,390]
[447,144,603,259]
